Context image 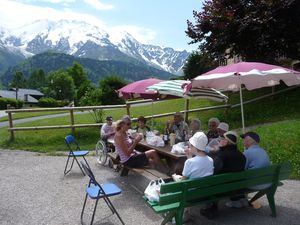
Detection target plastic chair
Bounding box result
[64,135,90,176]
[80,162,125,225]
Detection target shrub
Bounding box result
[0,98,24,109]
[38,97,60,107]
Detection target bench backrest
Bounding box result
[159,163,290,206]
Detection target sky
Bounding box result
[0,0,204,51]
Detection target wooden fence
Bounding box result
[5,85,298,141]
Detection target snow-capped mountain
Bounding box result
[0,20,189,74]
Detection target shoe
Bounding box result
[225,198,248,208]
[200,207,215,220]
[182,209,193,224]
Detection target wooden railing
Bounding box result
[4,99,230,141]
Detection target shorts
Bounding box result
[123,152,149,168]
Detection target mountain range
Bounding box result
[0,20,189,84]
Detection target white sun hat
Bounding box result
[189,131,208,152]
[217,122,229,132]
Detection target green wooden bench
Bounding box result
[144,162,291,225]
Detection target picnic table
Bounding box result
[136,141,187,175]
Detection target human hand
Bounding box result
[135,134,143,142]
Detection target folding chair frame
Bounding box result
[64,135,91,176]
[80,162,125,225]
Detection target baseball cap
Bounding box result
[217,122,229,132]
[240,131,260,143]
[106,116,113,121]
[189,131,208,152]
[224,131,238,145]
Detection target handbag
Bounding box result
[144,178,165,202]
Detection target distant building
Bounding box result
[0,88,44,105]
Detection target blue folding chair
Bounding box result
[64,135,90,176]
[80,162,125,225]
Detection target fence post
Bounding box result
[70,109,75,134]
[184,99,189,122]
[126,103,131,117]
[8,112,14,141]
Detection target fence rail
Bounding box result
[5,86,297,141]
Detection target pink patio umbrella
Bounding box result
[190,62,300,132]
[118,78,163,100]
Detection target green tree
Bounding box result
[67,62,88,89]
[27,69,46,90]
[11,71,26,89]
[47,71,75,101]
[183,51,218,79]
[186,0,300,63]
[99,75,127,105]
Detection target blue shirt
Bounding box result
[182,155,214,179]
[244,144,270,170]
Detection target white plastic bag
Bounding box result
[144,178,165,202]
[171,142,186,154]
[146,132,165,147]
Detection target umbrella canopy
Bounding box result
[118,78,163,100]
[146,80,228,102]
[192,62,300,91]
[191,62,300,132]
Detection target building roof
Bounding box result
[10,88,44,96]
[0,90,39,103]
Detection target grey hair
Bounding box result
[191,118,201,130]
[121,115,131,123]
[208,117,220,125]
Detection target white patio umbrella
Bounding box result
[191,62,300,132]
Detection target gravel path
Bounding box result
[0,150,299,225]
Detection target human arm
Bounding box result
[114,133,142,156]
[213,155,224,174]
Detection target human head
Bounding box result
[188,131,208,153]
[173,112,183,124]
[240,132,260,149]
[220,131,238,146]
[121,115,132,131]
[137,116,147,128]
[208,117,220,132]
[217,122,229,137]
[106,116,113,125]
[190,118,201,133]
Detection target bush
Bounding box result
[0,98,23,109]
[38,97,61,107]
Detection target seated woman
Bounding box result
[134,116,151,137]
[188,118,201,138]
[114,116,163,169]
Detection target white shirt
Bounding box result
[182,155,214,179]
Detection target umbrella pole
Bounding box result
[239,85,245,133]
[151,99,154,129]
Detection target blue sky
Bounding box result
[0,0,204,51]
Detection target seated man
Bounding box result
[134,116,151,137]
[188,118,201,138]
[206,117,220,142]
[166,112,189,143]
[100,116,116,142]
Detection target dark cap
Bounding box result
[240,131,260,143]
[106,116,113,121]
[224,131,238,145]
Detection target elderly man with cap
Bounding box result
[166,112,189,143]
[100,116,116,142]
[241,132,270,170]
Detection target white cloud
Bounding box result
[0,0,155,45]
[83,0,114,10]
[0,0,106,29]
[108,25,156,44]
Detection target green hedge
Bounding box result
[0,98,24,109]
[38,97,69,107]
